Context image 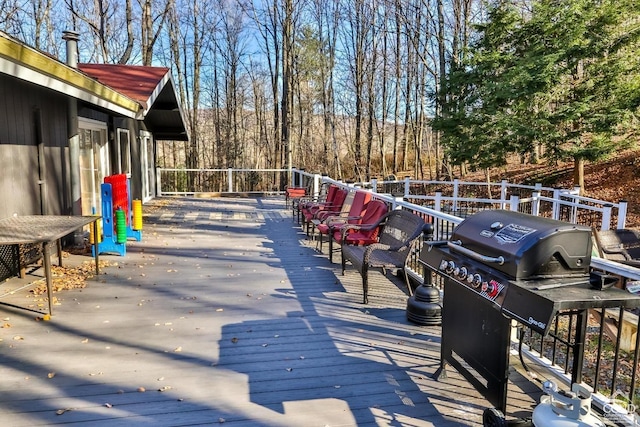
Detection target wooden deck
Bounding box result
[0,197,542,426]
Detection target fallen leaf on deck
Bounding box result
[13,335,23,341]
[47,372,55,379]
[104,403,112,408]
[56,408,73,415]
[158,386,172,392]
[137,387,146,392]
[174,346,182,352]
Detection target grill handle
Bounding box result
[447,240,505,265]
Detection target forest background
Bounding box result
[1,0,639,195]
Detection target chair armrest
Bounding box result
[325,214,361,225]
[340,222,381,240]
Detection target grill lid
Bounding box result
[449,210,592,280]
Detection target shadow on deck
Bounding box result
[0,197,541,426]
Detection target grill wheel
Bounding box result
[482,408,533,427]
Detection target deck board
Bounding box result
[0,196,541,426]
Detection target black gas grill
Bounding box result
[420,210,640,413]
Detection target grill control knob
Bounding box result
[457,267,468,280]
[443,260,455,274]
[471,274,482,288]
[482,280,501,298]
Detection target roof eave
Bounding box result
[0,34,142,118]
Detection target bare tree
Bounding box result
[139,0,173,65]
[166,0,210,180]
[309,0,340,177]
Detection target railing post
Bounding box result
[393,197,403,210]
[509,195,519,211]
[552,189,561,220]
[452,179,459,213]
[501,180,508,209]
[371,178,378,193]
[156,168,162,197]
[227,168,233,193]
[601,204,613,231]
[532,191,541,216]
[404,176,411,199]
[313,174,322,198]
[572,186,581,223]
[434,192,442,212]
[618,200,627,229]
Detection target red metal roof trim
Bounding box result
[78,63,170,111]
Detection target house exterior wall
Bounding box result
[0,75,71,217]
[0,75,166,221]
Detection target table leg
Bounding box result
[57,240,63,267]
[93,219,100,276]
[43,242,53,315]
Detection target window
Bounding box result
[115,128,131,175]
[78,118,109,216]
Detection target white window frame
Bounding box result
[78,118,109,216]
[115,128,132,176]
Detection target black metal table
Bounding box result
[0,215,100,315]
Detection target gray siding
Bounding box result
[0,75,70,217]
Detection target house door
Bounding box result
[79,119,109,216]
[140,131,154,202]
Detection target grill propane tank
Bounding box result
[532,381,605,427]
[482,381,606,427]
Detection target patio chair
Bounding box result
[592,228,640,267]
[302,187,348,235]
[341,209,426,304]
[297,183,337,225]
[314,190,372,256]
[330,200,388,263]
[285,183,310,210]
[310,190,357,242]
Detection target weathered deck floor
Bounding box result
[0,197,541,426]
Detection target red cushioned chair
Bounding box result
[285,185,308,211]
[298,184,339,226]
[314,190,372,257]
[311,191,356,242]
[303,188,348,236]
[330,200,388,263]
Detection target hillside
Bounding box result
[461,149,640,228]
